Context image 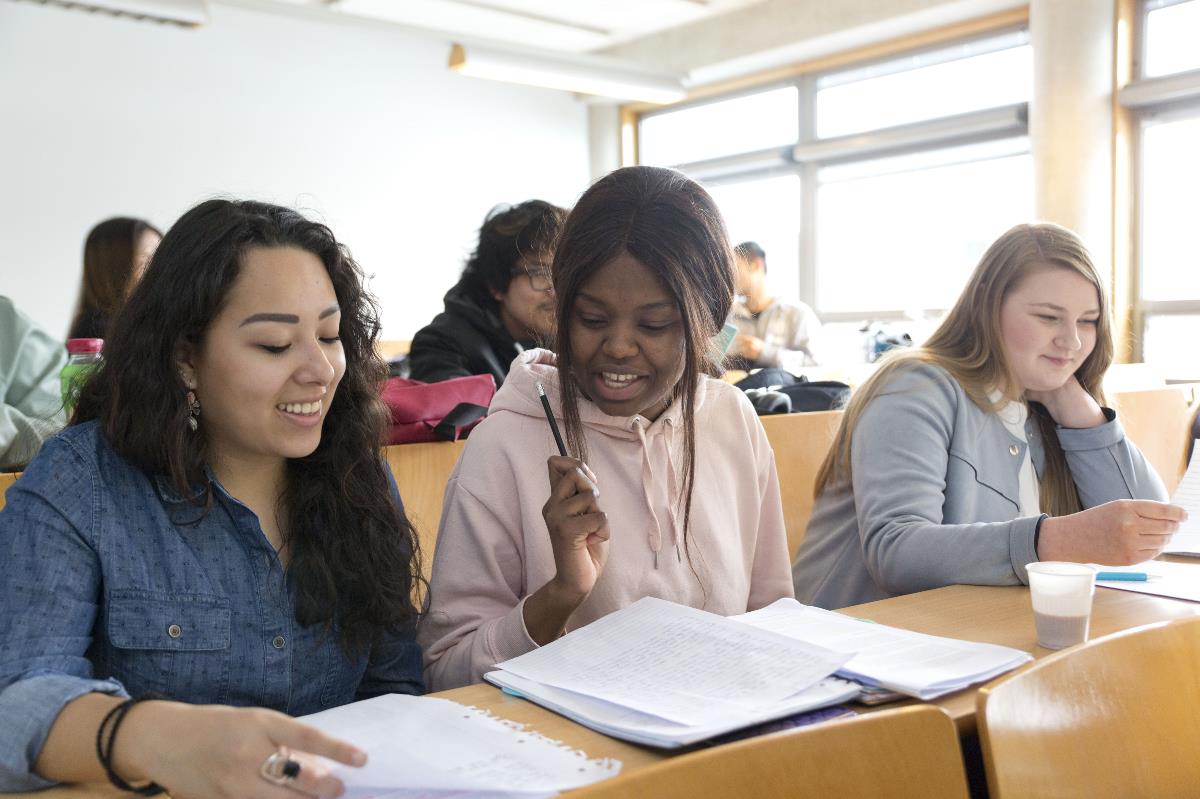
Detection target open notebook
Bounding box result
[486,596,1029,748]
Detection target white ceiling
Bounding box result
[266,0,767,53]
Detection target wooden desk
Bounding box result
[13,578,1197,798]
[842,579,1200,733]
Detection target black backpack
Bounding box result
[735,369,850,415]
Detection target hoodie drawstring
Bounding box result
[631,416,682,569]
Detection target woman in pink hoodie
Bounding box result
[418,166,794,690]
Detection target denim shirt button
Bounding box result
[1008,444,1020,456]
[272,635,286,650]
[167,624,182,639]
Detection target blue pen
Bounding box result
[1095,571,1149,581]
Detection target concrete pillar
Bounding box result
[1030,0,1114,272]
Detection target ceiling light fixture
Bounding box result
[16,0,208,27]
[448,43,686,105]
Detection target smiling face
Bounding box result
[998,263,1101,395]
[568,253,686,420]
[180,245,346,471]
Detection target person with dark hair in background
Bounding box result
[727,241,823,371]
[419,167,792,691]
[0,200,423,795]
[409,200,566,387]
[69,217,163,340]
[0,296,67,469]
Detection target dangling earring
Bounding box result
[186,391,201,431]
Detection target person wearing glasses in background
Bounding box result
[409,201,567,387]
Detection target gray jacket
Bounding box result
[792,362,1167,609]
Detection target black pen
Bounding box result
[535,382,568,457]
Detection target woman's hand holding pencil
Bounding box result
[523,457,611,645]
[523,382,611,645]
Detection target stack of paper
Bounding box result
[734,599,1033,700]
[485,597,859,748]
[300,694,620,799]
[1165,448,1200,556]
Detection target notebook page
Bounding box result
[496,597,849,726]
[1165,447,1200,556]
[735,599,1030,698]
[299,694,619,798]
[1094,560,1200,602]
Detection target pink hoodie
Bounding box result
[417,349,793,690]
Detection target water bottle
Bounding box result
[61,338,103,417]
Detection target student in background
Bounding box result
[793,223,1185,609]
[727,241,823,370]
[0,200,422,794]
[69,217,163,340]
[409,200,566,387]
[0,296,67,469]
[419,166,793,691]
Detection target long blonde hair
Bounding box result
[814,222,1114,516]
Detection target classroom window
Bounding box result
[816,139,1032,313]
[638,86,799,167]
[1125,0,1200,369]
[1141,115,1200,303]
[705,174,803,304]
[816,32,1031,139]
[1143,0,1200,78]
[631,25,1032,341]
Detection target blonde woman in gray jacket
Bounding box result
[793,223,1186,609]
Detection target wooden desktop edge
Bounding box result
[10,575,1198,799]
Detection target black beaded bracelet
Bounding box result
[95,693,168,796]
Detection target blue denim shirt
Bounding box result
[0,421,424,790]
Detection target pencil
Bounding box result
[536,382,568,457]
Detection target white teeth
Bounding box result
[276,400,321,415]
[602,372,637,384]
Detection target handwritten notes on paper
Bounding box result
[299,694,620,799]
[735,599,1032,699]
[496,597,850,726]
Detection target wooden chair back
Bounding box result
[977,616,1200,799]
[0,471,19,512]
[376,339,412,361]
[568,705,969,799]
[759,410,843,559]
[1110,383,1199,492]
[383,440,466,584]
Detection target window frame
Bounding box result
[1122,0,1200,364]
[628,19,1032,323]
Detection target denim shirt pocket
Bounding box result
[106,590,233,704]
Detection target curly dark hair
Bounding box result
[552,166,735,553]
[73,199,420,654]
[457,199,566,308]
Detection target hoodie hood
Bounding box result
[492,348,709,566]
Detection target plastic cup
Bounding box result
[1025,562,1096,650]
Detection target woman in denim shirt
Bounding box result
[793,223,1186,609]
[0,201,423,796]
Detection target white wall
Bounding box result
[0,1,590,339]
